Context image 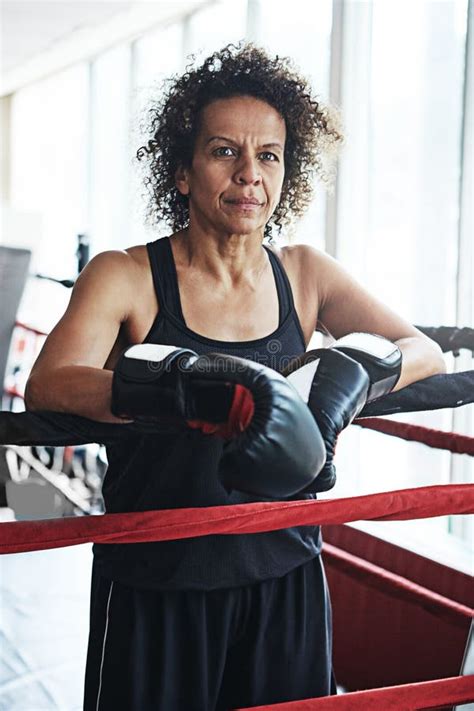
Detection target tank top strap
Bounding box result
[263,244,293,325]
[146,236,185,322]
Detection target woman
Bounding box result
[25,43,445,710]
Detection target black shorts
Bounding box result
[83,555,336,710]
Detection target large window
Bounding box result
[9,64,89,332]
[89,44,133,254]
[330,0,472,571]
[10,64,89,277]
[130,21,185,245]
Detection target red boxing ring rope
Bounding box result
[13,320,48,337]
[233,675,474,710]
[0,483,472,554]
[356,417,474,455]
[323,543,473,626]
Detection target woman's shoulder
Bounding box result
[275,242,348,297]
[124,243,151,271]
[268,241,325,266]
[268,241,327,292]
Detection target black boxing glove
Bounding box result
[112,344,327,498]
[330,332,402,402]
[283,333,402,492]
[111,344,238,426]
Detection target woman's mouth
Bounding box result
[225,199,263,210]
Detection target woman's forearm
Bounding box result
[24,337,444,421]
[24,366,127,424]
[394,336,446,391]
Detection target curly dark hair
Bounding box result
[136,42,344,241]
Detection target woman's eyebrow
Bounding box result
[206,135,283,150]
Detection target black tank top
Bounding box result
[93,236,322,590]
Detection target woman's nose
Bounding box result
[234,155,262,184]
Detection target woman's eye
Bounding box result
[213,147,235,157]
[260,152,278,162]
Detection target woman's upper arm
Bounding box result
[304,246,424,341]
[28,250,135,380]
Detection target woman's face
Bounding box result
[176,95,286,238]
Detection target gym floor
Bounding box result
[0,542,92,710]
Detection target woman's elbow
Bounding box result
[395,336,446,390]
[424,339,447,376]
[24,376,42,411]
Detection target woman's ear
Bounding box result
[175,165,190,196]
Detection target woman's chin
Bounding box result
[221,216,266,236]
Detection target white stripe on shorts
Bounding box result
[96,580,114,711]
